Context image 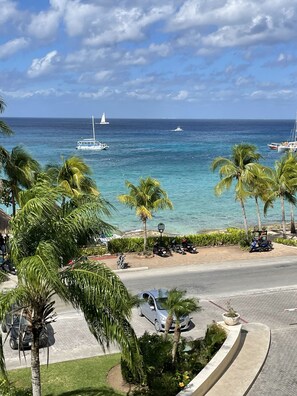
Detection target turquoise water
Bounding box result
[2,117,294,235]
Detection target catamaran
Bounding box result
[268,113,297,153]
[76,116,109,151]
[99,112,109,125]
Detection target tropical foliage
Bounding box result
[118,177,173,252]
[212,143,262,236]
[161,288,200,362]
[0,146,40,216]
[0,170,143,396]
[0,97,13,136]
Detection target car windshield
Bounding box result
[12,315,29,327]
[155,297,167,310]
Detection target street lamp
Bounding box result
[158,222,165,244]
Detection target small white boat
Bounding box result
[76,116,109,151]
[267,143,281,150]
[99,112,109,125]
[173,126,183,132]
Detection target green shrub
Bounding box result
[79,245,107,256]
[0,377,31,396]
[275,238,297,247]
[108,228,247,254]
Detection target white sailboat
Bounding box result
[99,112,109,125]
[76,116,109,151]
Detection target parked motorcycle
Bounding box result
[153,242,170,257]
[249,238,273,253]
[181,238,198,254]
[249,229,273,253]
[171,239,186,255]
[117,253,127,269]
[0,257,17,275]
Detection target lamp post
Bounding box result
[158,222,165,245]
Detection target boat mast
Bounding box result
[92,115,96,141]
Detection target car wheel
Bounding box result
[1,322,7,333]
[137,306,143,317]
[154,320,161,332]
[9,337,18,350]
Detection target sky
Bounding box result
[1,0,297,119]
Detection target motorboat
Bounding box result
[267,143,281,150]
[99,112,109,125]
[76,116,109,151]
[173,126,183,132]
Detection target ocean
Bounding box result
[2,117,294,235]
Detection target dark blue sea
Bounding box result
[2,117,294,235]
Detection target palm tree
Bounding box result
[0,178,143,396]
[118,177,173,252]
[0,97,13,136]
[212,143,262,236]
[264,153,297,238]
[246,166,271,230]
[162,288,200,362]
[0,145,40,215]
[45,156,99,198]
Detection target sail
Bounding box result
[100,112,109,125]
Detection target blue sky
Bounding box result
[1,0,297,119]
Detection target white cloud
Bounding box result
[27,51,60,78]
[27,9,61,41]
[250,89,294,100]
[0,38,29,59]
[171,90,189,101]
[3,87,65,99]
[0,0,19,25]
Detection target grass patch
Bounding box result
[8,353,124,396]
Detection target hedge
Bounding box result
[107,228,247,254]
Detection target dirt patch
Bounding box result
[107,364,136,394]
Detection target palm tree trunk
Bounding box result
[143,219,147,253]
[172,324,181,362]
[290,202,296,234]
[0,333,8,381]
[31,331,41,396]
[164,315,173,340]
[280,195,286,238]
[240,198,249,236]
[255,197,262,230]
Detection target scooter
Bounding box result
[181,239,198,254]
[117,253,127,269]
[249,236,273,253]
[171,239,186,255]
[153,242,170,257]
[0,257,17,275]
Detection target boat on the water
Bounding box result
[268,114,297,153]
[276,115,297,153]
[267,142,281,150]
[99,112,109,125]
[76,116,109,151]
[173,126,183,132]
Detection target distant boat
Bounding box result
[173,126,183,132]
[76,116,109,151]
[267,143,281,150]
[99,112,109,125]
[268,113,297,153]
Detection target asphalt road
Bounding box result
[4,256,297,395]
[118,255,297,298]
